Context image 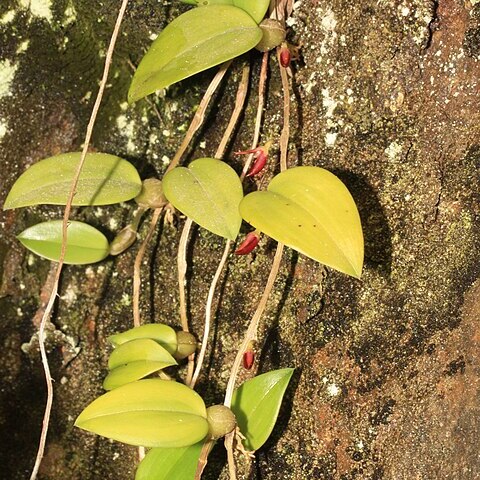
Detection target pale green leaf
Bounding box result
[4,152,141,209]
[231,368,294,451]
[239,167,364,278]
[103,361,175,391]
[233,0,269,23]
[108,338,177,370]
[163,158,243,240]
[187,0,269,22]
[17,220,109,265]
[108,324,178,355]
[135,442,203,480]
[128,6,262,102]
[197,0,233,5]
[75,379,208,447]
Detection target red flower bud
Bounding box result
[280,45,291,68]
[243,342,255,370]
[235,231,260,255]
[246,151,267,177]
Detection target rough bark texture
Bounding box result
[0,0,479,479]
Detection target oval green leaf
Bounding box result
[75,379,209,447]
[17,220,109,264]
[108,338,177,370]
[233,0,269,23]
[239,167,364,278]
[163,158,243,240]
[231,368,294,451]
[197,0,234,5]
[135,442,203,480]
[4,152,142,209]
[108,324,178,355]
[103,361,175,391]
[128,6,262,102]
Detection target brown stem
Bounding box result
[223,243,284,407]
[278,48,290,171]
[133,207,163,327]
[29,1,130,479]
[194,439,215,480]
[166,61,232,174]
[223,36,293,480]
[190,240,231,389]
[190,64,251,390]
[177,217,195,385]
[225,432,238,480]
[240,52,270,180]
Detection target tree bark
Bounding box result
[0,0,479,479]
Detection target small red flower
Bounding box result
[280,43,291,68]
[235,140,272,177]
[235,231,260,255]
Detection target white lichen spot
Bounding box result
[385,141,402,160]
[304,72,317,94]
[63,2,77,26]
[21,0,53,22]
[81,91,92,102]
[16,40,30,54]
[113,452,120,461]
[149,32,158,41]
[326,383,340,396]
[108,217,119,230]
[162,129,171,137]
[121,293,131,306]
[401,6,410,17]
[0,120,8,141]
[116,114,137,153]
[321,8,337,32]
[17,307,23,317]
[199,140,206,149]
[0,10,15,24]
[162,155,170,165]
[322,88,338,117]
[60,285,78,306]
[0,60,19,99]
[325,132,338,146]
[120,101,129,111]
[60,376,68,385]
[27,254,36,266]
[286,16,297,27]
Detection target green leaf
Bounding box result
[186,0,269,22]
[231,368,294,451]
[108,324,178,355]
[17,220,109,264]
[103,361,174,391]
[163,158,243,240]
[75,379,209,448]
[197,0,234,5]
[239,167,364,278]
[4,152,142,209]
[233,0,269,23]
[128,6,262,102]
[108,338,177,370]
[135,442,203,480]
